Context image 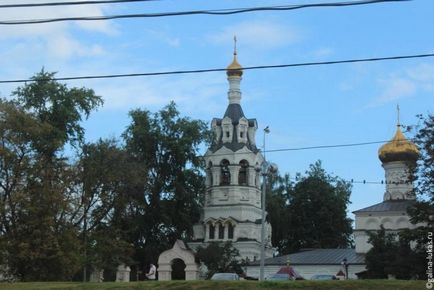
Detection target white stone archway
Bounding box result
[157,240,199,281]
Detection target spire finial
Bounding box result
[226,36,242,77]
[397,104,401,127]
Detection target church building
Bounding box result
[157,45,421,281]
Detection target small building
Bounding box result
[246,248,365,280]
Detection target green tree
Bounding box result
[195,242,242,278]
[12,70,103,156]
[0,70,103,281]
[266,173,292,252]
[365,227,425,279]
[408,114,434,232]
[117,102,209,271]
[271,161,353,254]
[71,139,138,280]
[365,227,397,279]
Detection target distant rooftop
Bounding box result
[249,248,365,266]
[353,200,415,214]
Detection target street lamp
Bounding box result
[341,258,349,280]
[259,126,278,281]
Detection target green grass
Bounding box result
[0,280,426,290]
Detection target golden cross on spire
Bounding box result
[397,104,401,127]
[234,35,237,56]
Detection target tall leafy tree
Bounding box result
[266,173,292,252]
[365,227,425,279]
[268,161,353,254]
[408,114,434,232]
[119,102,209,270]
[0,70,102,280]
[71,139,137,280]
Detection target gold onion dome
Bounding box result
[226,52,243,77]
[378,125,419,163]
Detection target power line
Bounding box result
[286,175,395,185]
[0,0,410,25]
[0,0,157,9]
[265,140,389,153]
[1,52,433,84]
[199,138,417,159]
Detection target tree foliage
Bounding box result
[117,102,209,271]
[365,227,425,279]
[408,114,434,228]
[195,242,242,278]
[0,70,212,281]
[0,70,103,280]
[267,161,353,254]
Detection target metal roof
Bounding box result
[250,248,365,266]
[210,103,259,153]
[353,200,415,214]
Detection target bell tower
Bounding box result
[189,40,273,261]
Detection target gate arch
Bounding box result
[157,240,199,280]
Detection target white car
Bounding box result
[210,273,240,280]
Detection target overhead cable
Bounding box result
[197,138,416,158]
[1,52,433,84]
[0,0,410,25]
[0,0,157,9]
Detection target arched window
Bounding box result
[228,223,234,239]
[220,159,231,185]
[218,223,224,239]
[238,160,249,185]
[209,224,215,239]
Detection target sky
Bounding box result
[0,0,433,219]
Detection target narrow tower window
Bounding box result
[209,224,215,239]
[228,223,234,239]
[238,160,249,185]
[220,159,231,185]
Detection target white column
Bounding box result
[214,224,218,240]
[229,165,237,185]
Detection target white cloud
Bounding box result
[376,78,416,104]
[312,47,334,58]
[0,0,115,60]
[91,73,227,117]
[207,20,300,50]
[367,63,434,107]
[144,29,181,47]
[406,63,434,84]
